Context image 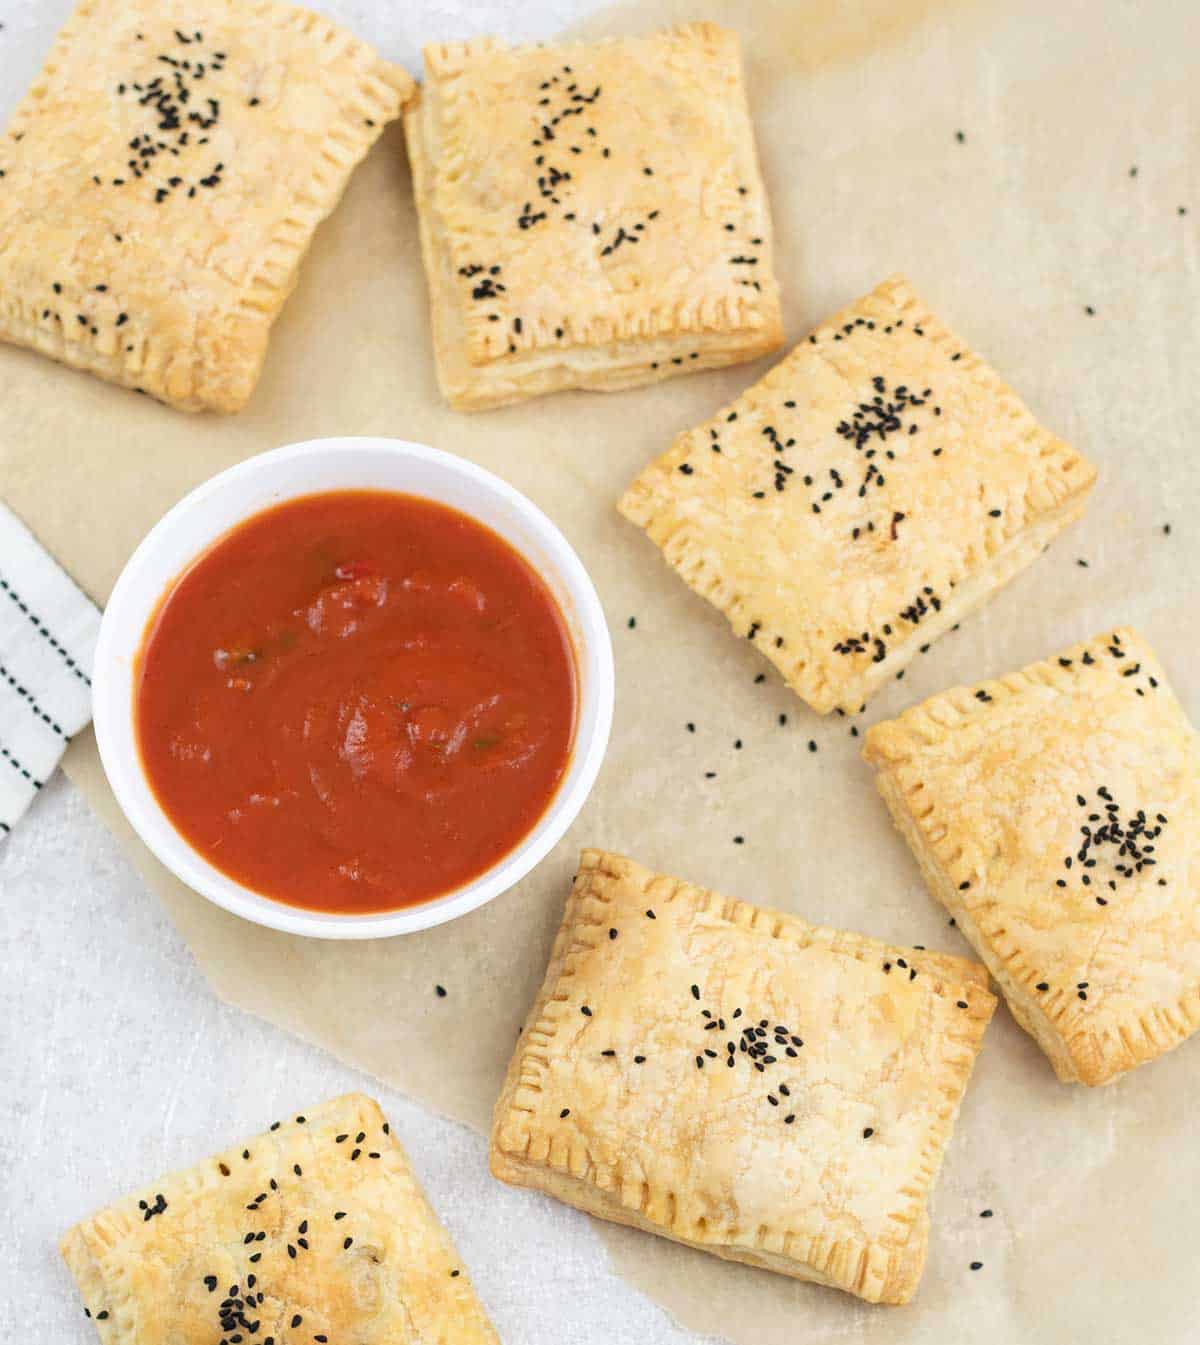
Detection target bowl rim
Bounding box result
[92,436,614,940]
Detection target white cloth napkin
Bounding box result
[0,502,99,836]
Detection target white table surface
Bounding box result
[0,2,717,1341]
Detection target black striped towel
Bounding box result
[0,503,99,836]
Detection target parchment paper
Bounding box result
[4,0,1199,1339]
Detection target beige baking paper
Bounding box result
[4,0,1199,1338]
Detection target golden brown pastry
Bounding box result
[61,1093,498,1345]
[864,628,1200,1086]
[619,275,1097,713]
[404,23,784,411]
[0,0,414,412]
[490,849,995,1304]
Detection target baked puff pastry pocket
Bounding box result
[61,1093,498,1345]
[865,628,1200,1087]
[0,0,414,412]
[490,849,996,1305]
[619,275,1097,713]
[404,23,784,411]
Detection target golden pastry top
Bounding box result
[0,0,413,410]
[865,628,1200,1083]
[61,1093,498,1345]
[410,24,780,363]
[494,849,994,1303]
[620,275,1097,711]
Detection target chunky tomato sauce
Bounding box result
[135,491,577,914]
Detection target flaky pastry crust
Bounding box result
[404,23,783,411]
[0,0,413,411]
[620,275,1097,712]
[61,1093,497,1345]
[865,628,1200,1086]
[491,849,995,1304]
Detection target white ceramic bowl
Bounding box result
[93,437,614,940]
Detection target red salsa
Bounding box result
[135,491,577,914]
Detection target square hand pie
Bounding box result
[61,1093,498,1345]
[490,849,996,1304]
[0,0,414,412]
[864,629,1200,1087]
[404,23,783,411]
[619,275,1097,713]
